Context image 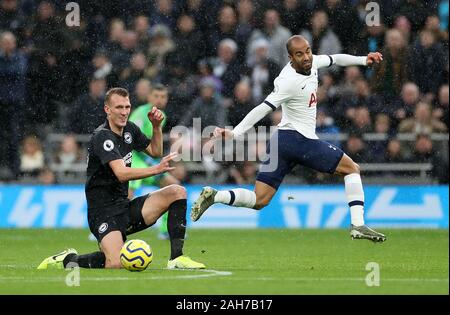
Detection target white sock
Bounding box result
[214,188,256,208]
[344,173,365,226]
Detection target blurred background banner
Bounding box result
[1,185,447,229]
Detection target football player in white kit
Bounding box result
[191,35,386,242]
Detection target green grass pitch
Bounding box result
[0,228,447,295]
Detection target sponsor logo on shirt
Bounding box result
[123,151,132,166]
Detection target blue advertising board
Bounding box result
[0,185,448,228]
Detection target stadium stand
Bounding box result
[0,0,448,185]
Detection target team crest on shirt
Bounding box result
[103,139,114,151]
[124,132,132,144]
[98,223,108,234]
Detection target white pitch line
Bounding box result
[0,275,447,284]
[221,277,449,283]
[0,269,233,282]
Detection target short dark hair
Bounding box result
[151,83,168,93]
[105,87,129,104]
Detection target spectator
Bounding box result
[433,84,449,128]
[247,9,292,68]
[228,80,267,128]
[132,78,152,107]
[423,14,448,44]
[356,23,386,57]
[91,49,118,87]
[150,0,178,30]
[110,30,138,73]
[371,29,409,99]
[147,24,175,80]
[212,38,242,99]
[197,58,223,93]
[133,15,150,52]
[393,15,413,44]
[300,10,342,56]
[119,51,147,92]
[322,0,361,53]
[236,0,256,61]
[408,29,447,96]
[396,0,430,33]
[374,113,392,135]
[245,38,279,104]
[384,138,406,163]
[411,133,435,163]
[173,14,205,72]
[208,5,239,56]
[183,0,213,33]
[345,133,371,163]
[53,134,84,172]
[390,82,421,128]
[68,78,106,134]
[336,78,384,126]
[237,0,255,28]
[103,18,125,54]
[161,52,197,129]
[398,101,448,134]
[19,135,45,175]
[27,1,68,57]
[278,0,312,34]
[0,0,26,37]
[370,113,392,162]
[0,31,26,178]
[180,78,226,129]
[411,133,449,183]
[38,166,56,185]
[316,107,341,148]
[349,106,373,134]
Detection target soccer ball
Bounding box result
[120,239,153,271]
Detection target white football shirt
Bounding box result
[264,54,334,139]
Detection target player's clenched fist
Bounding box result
[213,127,234,139]
[366,52,383,66]
[155,152,177,174]
[147,106,164,127]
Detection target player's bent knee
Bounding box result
[168,184,187,200]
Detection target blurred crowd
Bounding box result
[0,0,448,184]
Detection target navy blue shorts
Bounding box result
[256,130,344,189]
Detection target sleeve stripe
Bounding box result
[328,55,333,67]
[264,100,277,111]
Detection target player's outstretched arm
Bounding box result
[328,52,383,67]
[214,102,274,140]
[109,152,177,182]
[145,106,164,157]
